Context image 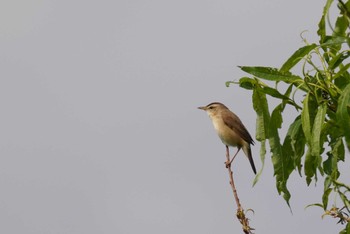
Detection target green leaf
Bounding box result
[318,0,334,44]
[323,121,342,178]
[333,63,350,80]
[251,88,271,186]
[328,51,350,70]
[260,86,291,100]
[338,0,350,20]
[252,88,270,141]
[301,94,313,185]
[333,137,345,162]
[334,69,350,90]
[239,66,303,83]
[311,103,327,159]
[326,134,345,179]
[323,154,334,175]
[339,222,350,234]
[334,180,350,191]
[226,77,257,89]
[238,77,256,90]
[322,188,332,210]
[283,116,305,174]
[270,104,292,207]
[271,104,283,129]
[336,83,350,150]
[253,139,266,186]
[334,15,348,35]
[321,36,349,47]
[338,191,350,210]
[284,84,294,97]
[305,203,324,209]
[324,175,332,190]
[280,44,317,72]
[301,94,317,145]
[304,150,313,185]
[304,103,327,184]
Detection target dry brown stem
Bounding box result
[225,146,254,234]
[322,206,350,224]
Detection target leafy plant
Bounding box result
[227,0,350,232]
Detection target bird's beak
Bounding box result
[198,106,206,110]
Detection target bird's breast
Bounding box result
[211,117,241,147]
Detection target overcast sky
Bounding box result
[0,0,348,233]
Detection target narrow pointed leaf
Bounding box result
[331,14,349,53]
[239,66,303,83]
[301,94,312,145]
[321,36,349,47]
[280,44,317,72]
[322,188,332,210]
[311,103,327,158]
[261,86,291,100]
[283,116,305,174]
[318,0,334,44]
[253,139,266,186]
[328,51,350,70]
[269,104,291,207]
[252,88,270,141]
[305,103,327,184]
[336,83,350,149]
[333,63,350,80]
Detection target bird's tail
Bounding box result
[242,143,256,174]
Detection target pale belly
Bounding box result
[212,119,241,147]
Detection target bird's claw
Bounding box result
[225,160,231,168]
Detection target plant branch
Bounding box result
[322,206,350,224]
[225,146,254,234]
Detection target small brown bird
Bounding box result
[198,102,256,174]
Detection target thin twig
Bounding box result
[225,146,254,234]
[322,206,350,224]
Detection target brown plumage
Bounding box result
[198,102,256,174]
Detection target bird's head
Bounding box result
[198,102,228,118]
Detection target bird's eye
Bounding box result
[208,106,214,109]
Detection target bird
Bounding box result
[198,102,256,174]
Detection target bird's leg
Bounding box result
[225,145,231,168]
[230,147,241,165]
[225,146,242,168]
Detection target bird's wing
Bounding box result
[222,111,255,145]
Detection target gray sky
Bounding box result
[0,0,347,233]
